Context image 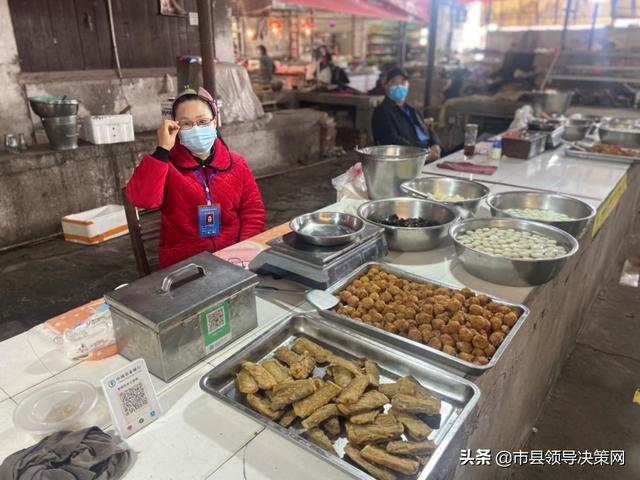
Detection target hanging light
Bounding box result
[268,17,283,33]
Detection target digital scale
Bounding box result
[249,225,388,289]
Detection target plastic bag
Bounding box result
[509,105,534,130]
[62,304,117,361]
[332,162,368,201]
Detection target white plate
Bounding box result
[13,380,97,434]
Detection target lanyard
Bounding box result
[193,167,217,205]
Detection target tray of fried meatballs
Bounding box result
[200,313,480,480]
[322,263,529,375]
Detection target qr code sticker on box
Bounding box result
[206,307,225,335]
[119,381,148,416]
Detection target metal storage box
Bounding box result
[104,252,258,381]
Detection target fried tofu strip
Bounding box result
[344,444,398,480]
[241,362,277,390]
[293,381,342,418]
[270,379,318,410]
[349,409,380,425]
[337,391,389,416]
[378,377,419,398]
[290,351,316,379]
[345,414,404,444]
[386,440,437,456]
[389,408,432,441]
[391,393,441,415]
[364,360,380,388]
[246,393,283,421]
[301,403,340,430]
[261,358,291,383]
[361,445,420,475]
[328,354,362,376]
[323,417,341,437]
[279,408,297,428]
[236,369,259,394]
[304,427,336,455]
[336,374,369,404]
[274,346,300,366]
[292,337,332,363]
[327,366,353,388]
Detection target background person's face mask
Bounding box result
[179,124,217,155]
[388,84,409,103]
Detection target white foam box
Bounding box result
[62,205,129,245]
[81,114,135,144]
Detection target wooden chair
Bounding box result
[122,188,161,277]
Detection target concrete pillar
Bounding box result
[0,0,32,142]
[213,0,234,63]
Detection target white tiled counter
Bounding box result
[0,145,637,480]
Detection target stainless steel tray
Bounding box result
[321,262,530,376]
[565,146,640,164]
[200,313,480,480]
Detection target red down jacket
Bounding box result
[125,138,265,268]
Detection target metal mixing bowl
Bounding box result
[401,176,490,213]
[598,117,640,149]
[530,90,574,115]
[289,211,364,247]
[357,198,458,251]
[450,217,579,287]
[486,191,596,238]
[356,145,428,200]
[29,96,79,118]
[563,118,594,141]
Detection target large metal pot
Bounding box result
[29,96,79,118]
[357,197,458,251]
[598,118,640,149]
[42,115,79,150]
[530,90,573,115]
[356,145,427,200]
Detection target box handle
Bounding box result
[161,263,206,293]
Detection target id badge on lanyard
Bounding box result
[194,168,221,238]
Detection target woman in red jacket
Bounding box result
[125,88,265,268]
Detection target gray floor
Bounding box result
[512,234,640,480]
[0,154,357,341]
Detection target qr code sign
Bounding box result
[206,307,225,334]
[119,381,148,416]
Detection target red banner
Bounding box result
[278,0,429,22]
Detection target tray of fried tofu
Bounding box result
[199,313,479,480]
[322,262,530,376]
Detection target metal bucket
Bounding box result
[356,145,427,200]
[531,90,573,115]
[42,115,79,150]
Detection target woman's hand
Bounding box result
[427,144,442,161]
[157,120,181,151]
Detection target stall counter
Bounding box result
[0,145,637,480]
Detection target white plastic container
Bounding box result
[81,114,134,144]
[62,204,128,245]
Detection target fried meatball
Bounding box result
[469,315,486,331]
[374,300,386,312]
[489,331,506,347]
[456,341,473,354]
[408,327,422,342]
[347,296,359,308]
[457,352,474,362]
[443,344,457,356]
[468,304,483,316]
[428,337,443,350]
[441,334,455,347]
[490,317,503,332]
[394,319,410,333]
[459,327,474,343]
[431,318,445,331]
[361,297,374,310]
[503,311,518,327]
[484,344,496,357]
[472,334,489,349]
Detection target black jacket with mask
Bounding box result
[372,97,441,149]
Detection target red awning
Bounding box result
[278,0,429,22]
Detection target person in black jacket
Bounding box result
[372,67,442,161]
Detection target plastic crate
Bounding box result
[81,114,134,144]
[62,205,128,245]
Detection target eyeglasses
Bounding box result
[178,118,215,130]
